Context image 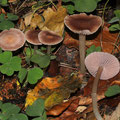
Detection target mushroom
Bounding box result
[38,30,63,54]
[25,29,42,54]
[64,13,102,75]
[85,52,120,120]
[0,28,26,51]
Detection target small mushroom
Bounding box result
[85,52,120,120]
[64,13,102,75]
[25,29,42,54]
[0,28,26,51]
[38,30,63,54]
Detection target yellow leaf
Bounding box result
[40,6,67,36]
[30,13,44,29]
[25,90,39,108]
[45,91,64,110]
[24,12,33,27]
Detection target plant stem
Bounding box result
[99,0,110,51]
[34,45,38,54]
[91,66,103,120]
[79,34,86,75]
[111,31,120,54]
[47,45,51,54]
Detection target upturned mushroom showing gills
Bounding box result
[0,28,26,51]
[64,13,102,75]
[85,52,120,120]
[38,30,63,54]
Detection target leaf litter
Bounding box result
[0,1,120,120]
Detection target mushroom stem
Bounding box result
[47,45,51,54]
[91,66,103,120]
[79,34,86,75]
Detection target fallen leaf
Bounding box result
[24,12,33,27]
[30,13,44,29]
[63,22,119,53]
[40,6,67,36]
[47,98,80,120]
[25,73,83,109]
[47,99,72,116]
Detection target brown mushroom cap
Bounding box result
[38,30,63,45]
[0,28,26,51]
[25,29,42,45]
[85,52,120,80]
[64,13,102,35]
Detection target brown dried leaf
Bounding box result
[48,98,80,120]
[79,72,120,106]
[47,100,72,116]
[63,23,119,53]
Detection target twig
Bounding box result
[111,31,120,54]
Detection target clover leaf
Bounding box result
[26,98,46,117]
[0,51,21,76]
[86,45,101,56]
[105,85,120,97]
[27,67,43,84]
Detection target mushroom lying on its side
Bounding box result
[85,52,120,120]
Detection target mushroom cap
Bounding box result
[85,52,120,80]
[0,28,26,51]
[64,13,102,35]
[25,29,42,45]
[38,30,63,45]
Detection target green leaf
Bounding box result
[105,85,120,97]
[74,0,97,12]
[32,116,47,120]
[0,48,2,54]
[62,0,71,2]
[109,24,120,31]
[0,101,3,109]
[114,10,120,19]
[0,13,5,21]
[50,55,56,60]
[108,17,119,24]
[0,51,12,63]
[26,98,45,117]
[1,103,20,119]
[0,0,8,6]
[65,5,75,14]
[86,45,101,56]
[25,48,34,57]
[30,54,50,68]
[0,20,14,30]
[27,67,43,84]
[7,13,18,21]
[95,46,101,52]
[11,56,21,71]
[18,68,28,83]
[0,51,21,76]
[8,113,28,120]
[0,64,14,76]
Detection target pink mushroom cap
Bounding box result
[0,28,26,51]
[85,52,120,80]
